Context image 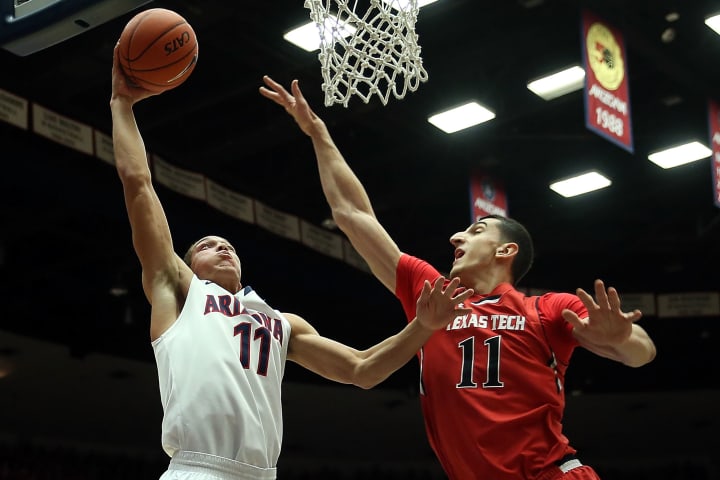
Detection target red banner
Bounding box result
[469,173,507,222]
[581,10,634,152]
[710,99,720,208]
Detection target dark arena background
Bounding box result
[0,0,719,478]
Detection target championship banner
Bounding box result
[469,173,507,222]
[581,11,634,153]
[709,99,720,208]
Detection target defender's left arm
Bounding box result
[563,279,657,367]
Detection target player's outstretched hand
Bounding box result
[416,277,473,331]
[562,279,642,346]
[259,76,322,136]
[111,44,159,105]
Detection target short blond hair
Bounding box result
[183,239,200,266]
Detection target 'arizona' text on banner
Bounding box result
[581,10,634,153]
[469,173,507,222]
[709,99,720,208]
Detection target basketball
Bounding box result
[117,8,198,93]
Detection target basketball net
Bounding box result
[305,0,429,107]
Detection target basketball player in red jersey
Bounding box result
[110,46,475,480]
[260,76,657,480]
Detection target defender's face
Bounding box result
[190,236,242,280]
[448,219,504,278]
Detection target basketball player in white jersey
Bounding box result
[110,47,473,480]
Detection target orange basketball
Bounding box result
[117,8,198,93]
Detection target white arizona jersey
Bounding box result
[152,275,291,469]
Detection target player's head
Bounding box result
[184,235,242,288]
[490,215,534,283]
[449,215,534,285]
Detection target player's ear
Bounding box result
[496,242,518,258]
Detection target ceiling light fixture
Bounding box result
[427,102,496,133]
[549,171,612,198]
[647,141,712,169]
[705,13,720,35]
[286,0,436,51]
[527,66,585,100]
[382,0,439,9]
[283,18,356,52]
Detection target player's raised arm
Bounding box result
[110,45,190,339]
[260,76,402,292]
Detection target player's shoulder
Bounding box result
[399,253,441,276]
[535,290,582,315]
[537,290,577,301]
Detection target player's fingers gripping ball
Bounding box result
[117,8,198,93]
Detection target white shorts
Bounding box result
[159,451,276,480]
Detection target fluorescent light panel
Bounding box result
[550,171,611,198]
[706,14,720,35]
[428,102,495,133]
[382,0,439,9]
[283,18,356,52]
[283,23,322,51]
[648,141,712,169]
[285,0,437,51]
[527,66,585,100]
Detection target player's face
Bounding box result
[448,219,504,279]
[190,236,242,281]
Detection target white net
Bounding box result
[304,0,429,107]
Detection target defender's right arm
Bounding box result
[260,76,401,292]
[286,277,472,389]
